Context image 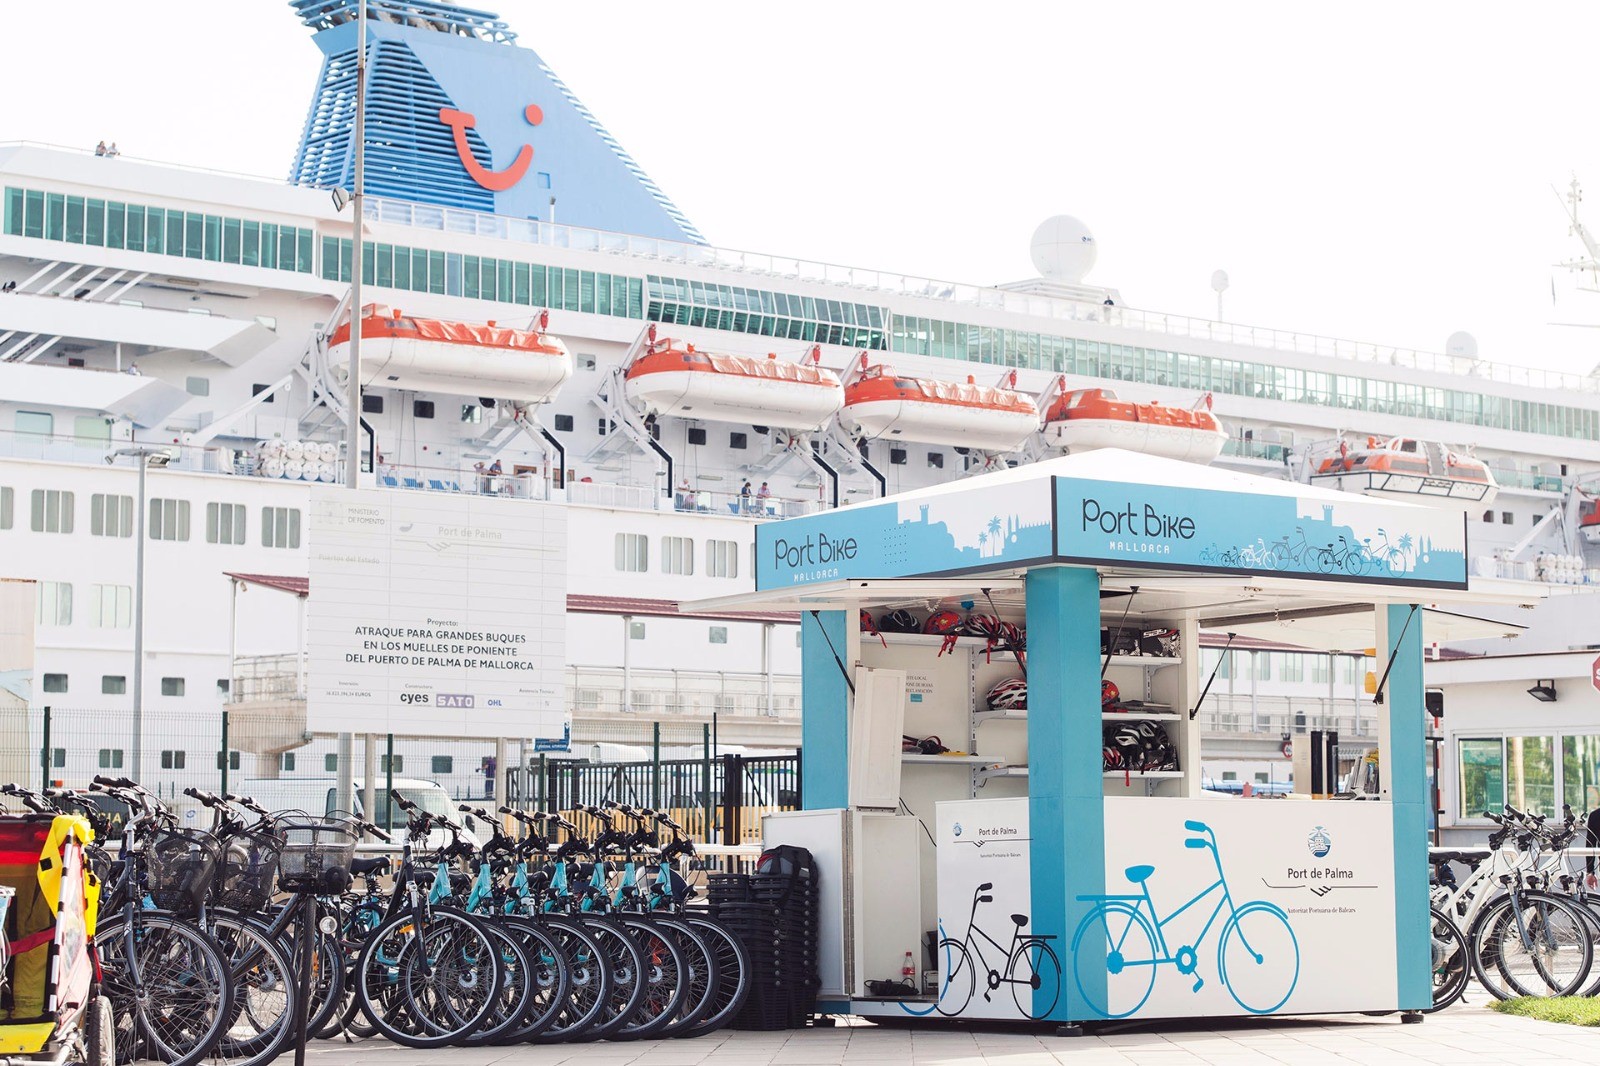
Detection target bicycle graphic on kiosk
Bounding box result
[1072,820,1300,1018]
[933,882,1062,1020]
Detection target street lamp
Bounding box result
[107,446,171,781]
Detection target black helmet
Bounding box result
[878,609,921,634]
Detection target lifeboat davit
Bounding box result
[841,363,1038,453]
[329,306,572,404]
[1309,436,1498,507]
[623,336,844,431]
[1043,387,1227,463]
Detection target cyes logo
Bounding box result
[438,103,544,192]
[1307,825,1331,858]
[399,692,430,705]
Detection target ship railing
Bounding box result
[568,666,801,719]
[376,459,549,501]
[226,655,802,720]
[361,194,1600,395]
[670,485,817,519]
[1195,693,1373,739]
[0,427,235,474]
[1218,437,1289,463]
[1474,554,1600,586]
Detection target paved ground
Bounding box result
[300,1006,1600,1066]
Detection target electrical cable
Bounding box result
[1101,585,1139,678]
[899,798,936,849]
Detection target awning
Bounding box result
[1199,603,1529,653]
[683,578,1028,616]
[224,572,309,597]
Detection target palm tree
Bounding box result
[978,531,988,556]
[988,515,1003,550]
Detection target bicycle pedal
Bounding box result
[1191,977,1204,993]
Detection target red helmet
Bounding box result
[860,609,876,633]
[923,610,962,635]
[1101,679,1120,706]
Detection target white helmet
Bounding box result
[986,677,1027,711]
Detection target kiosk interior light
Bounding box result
[1527,679,1559,703]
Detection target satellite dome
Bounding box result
[1030,215,1097,282]
[1445,331,1478,359]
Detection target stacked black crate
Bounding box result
[707,846,820,1030]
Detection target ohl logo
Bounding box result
[1307,826,1331,858]
[438,104,544,192]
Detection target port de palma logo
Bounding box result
[1307,826,1332,858]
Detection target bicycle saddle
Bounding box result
[1124,864,1155,884]
[1430,850,1487,865]
[350,856,390,876]
[1010,913,1028,928]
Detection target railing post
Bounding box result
[39,705,50,790]
[220,708,230,794]
[651,722,661,809]
[702,724,713,843]
[538,753,548,813]
[385,733,394,829]
[721,753,740,847]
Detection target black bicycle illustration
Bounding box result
[1072,820,1299,1018]
[934,882,1061,1019]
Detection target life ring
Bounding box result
[1280,738,1293,758]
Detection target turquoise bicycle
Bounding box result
[1072,820,1299,1018]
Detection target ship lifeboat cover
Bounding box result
[329,308,572,404]
[624,343,844,431]
[842,365,1038,452]
[1044,387,1227,464]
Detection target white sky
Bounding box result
[7,2,1600,377]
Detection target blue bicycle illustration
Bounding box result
[1072,820,1299,1018]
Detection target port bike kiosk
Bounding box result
[690,449,1523,1026]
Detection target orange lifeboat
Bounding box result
[328,305,571,403]
[1310,436,1498,507]
[623,335,844,431]
[1579,500,1600,546]
[1042,387,1226,463]
[840,363,1038,453]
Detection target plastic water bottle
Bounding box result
[902,951,915,983]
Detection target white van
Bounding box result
[231,776,483,850]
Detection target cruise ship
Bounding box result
[3,0,1598,799]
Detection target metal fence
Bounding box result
[1196,693,1375,739]
[1,706,798,846]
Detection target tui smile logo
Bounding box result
[438,104,544,192]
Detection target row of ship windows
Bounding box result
[0,488,301,548]
[2,187,315,272]
[891,318,1600,441]
[1200,648,1363,685]
[614,534,739,578]
[37,742,443,775]
[10,181,1591,441]
[620,620,804,648]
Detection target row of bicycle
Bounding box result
[0,777,756,1066]
[1427,804,1600,1010]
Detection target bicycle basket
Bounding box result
[276,816,358,894]
[214,826,285,911]
[145,828,221,914]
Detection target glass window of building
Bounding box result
[207,502,247,545]
[36,581,72,626]
[614,533,648,572]
[661,536,694,575]
[91,494,133,538]
[262,507,302,549]
[30,489,74,533]
[148,498,190,542]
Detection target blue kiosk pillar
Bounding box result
[800,610,851,811]
[1025,565,1106,1022]
[1384,603,1431,1011]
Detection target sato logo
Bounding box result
[399,692,430,705]
[438,694,475,709]
[1307,825,1332,858]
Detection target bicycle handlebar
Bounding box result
[1185,838,1208,849]
[1184,819,1209,833]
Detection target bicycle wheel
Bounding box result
[677,914,751,1037]
[353,909,504,1048]
[492,916,570,1043]
[613,914,689,1040]
[933,937,974,1017]
[1472,893,1593,999]
[525,915,610,1043]
[1009,940,1061,1020]
[1217,901,1299,1014]
[459,919,534,1047]
[1423,907,1469,1013]
[205,913,300,1066]
[650,915,718,1037]
[564,916,646,1043]
[1072,902,1156,1019]
[97,912,234,1066]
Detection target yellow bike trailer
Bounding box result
[0,814,111,1066]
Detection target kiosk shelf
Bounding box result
[1101,708,1180,721]
[972,709,1027,724]
[1106,654,1182,669]
[974,765,1029,785]
[1102,770,1185,780]
[901,754,999,766]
